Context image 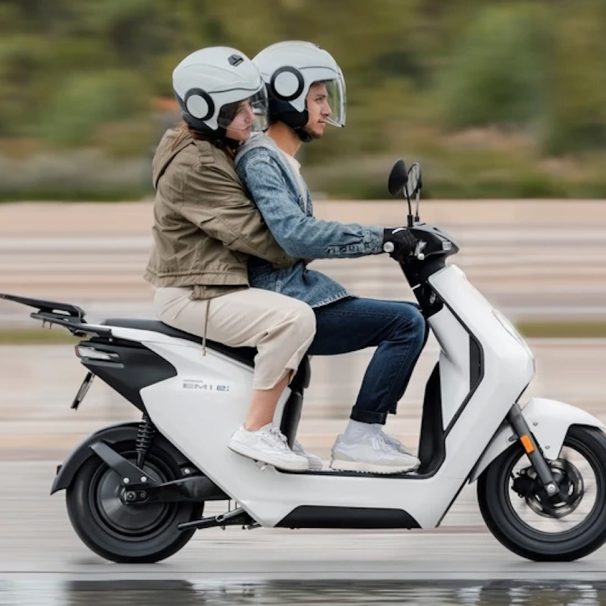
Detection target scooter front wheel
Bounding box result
[478,425,606,561]
[66,439,204,563]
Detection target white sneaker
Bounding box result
[330,433,420,474]
[228,424,309,471]
[372,425,416,457]
[292,440,323,471]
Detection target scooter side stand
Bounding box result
[507,403,559,496]
[177,506,256,532]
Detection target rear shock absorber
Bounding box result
[136,414,156,468]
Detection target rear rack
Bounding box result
[0,293,112,338]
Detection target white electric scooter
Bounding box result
[4,160,606,564]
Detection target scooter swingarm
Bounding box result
[469,398,605,483]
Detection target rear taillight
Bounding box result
[75,345,120,362]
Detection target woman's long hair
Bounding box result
[170,100,242,159]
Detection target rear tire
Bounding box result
[66,438,203,563]
[478,425,606,561]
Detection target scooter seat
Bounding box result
[103,318,256,367]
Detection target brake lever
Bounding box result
[414,240,427,260]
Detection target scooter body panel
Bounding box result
[136,336,469,528]
[427,307,469,428]
[133,264,539,529]
[421,265,536,489]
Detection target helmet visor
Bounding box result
[324,76,346,128]
[217,88,268,134]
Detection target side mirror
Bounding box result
[387,159,408,196]
[405,162,422,198]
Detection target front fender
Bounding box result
[469,398,605,483]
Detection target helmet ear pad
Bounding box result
[175,88,217,132]
[268,95,308,129]
[267,67,308,129]
[183,88,214,121]
[270,66,304,101]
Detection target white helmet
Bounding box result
[172,46,267,132]
[253,40,346,131]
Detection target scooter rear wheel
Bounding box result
[66,439,203,563]
[478,425,606,561]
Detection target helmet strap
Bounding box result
[182,113,209,132]
[268,97,313,142]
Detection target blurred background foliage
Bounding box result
[0,0,605,200]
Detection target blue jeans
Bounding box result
[308,297,428,424]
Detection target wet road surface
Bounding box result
[3,579,606,605]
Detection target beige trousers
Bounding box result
[153,287,316,390]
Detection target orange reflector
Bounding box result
[520,435,535,454]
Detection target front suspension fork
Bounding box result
[507,403,559,496]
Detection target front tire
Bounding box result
[66,439,203,563]
[478,425,606,561]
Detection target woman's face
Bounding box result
[225,100,255,142]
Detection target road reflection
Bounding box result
[1,579,604,605]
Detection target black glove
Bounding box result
[383,227,417,261]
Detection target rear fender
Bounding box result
[50,422,193,494]
[469,398,605,483]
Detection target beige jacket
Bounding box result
[144,128,293,299]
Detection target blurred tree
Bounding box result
[0,0,605,198]
[40,70,150,145]
[541,2,606,154]
[437,4,550,129]
[0,35,53,136]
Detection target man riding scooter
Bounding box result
[236,41,427,474]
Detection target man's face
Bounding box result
[303,82,332,139]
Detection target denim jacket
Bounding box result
[235,134,384,308]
